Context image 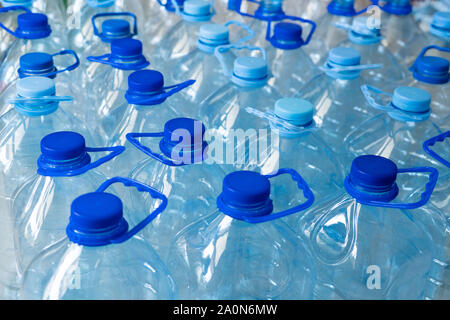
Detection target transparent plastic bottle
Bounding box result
[0,4,28,64]
[295,47,382,155]
[21,177,176,300]
[126,118,225,262]
[166,169,316,299]
[294,155,447,299]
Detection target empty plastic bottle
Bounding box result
[343,85,444,170]
[0,6,68,94]
[97,70,195,176]
[153,0,218,67]
[201,44,282,138]
[404,46,449,124]
[303,0,370,64]
[21,177,176,300]
[244,98,345,200]
[295,47,382,154]
[85,38,150,120]
[294,155,447,299]
[12,131,124,278]
[168,20,254,114]
[0,50,80,117]
[379,0,429,69]
[334,15,407,89]
[264,15,319,96]
[0,77,91,211]
[126,118,225,261]
[166,169,316,299]
[0,5,29,64]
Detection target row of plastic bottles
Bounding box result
[0,0,448,300]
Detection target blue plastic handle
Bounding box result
[92,12,138,41]
[86,53,150,70]
[226,168,315,223]
[126,79,196,105]
[95,177,168,244]
[345,166,439,209]
[224,20,255,45]
[266,14,316,47]
[44,50,80,77]
[0,5,31,37]
[38,145,125,177]
[423,131,450,168]
[410,45,450,72]
[126,132,186,166]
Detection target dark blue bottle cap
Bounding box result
[16,12,51,39]
[102,19,131,39]
[349,155,398,192]
[217,171,274,218]
[412,55,449,84]
[128,70,164,93]
[381,0,412,15]
[274,22,302,42]
[327,0,356,16]
[111,38,143,57]
[67,192,129,246]
[40,131,86,161]
[18,52,56,78]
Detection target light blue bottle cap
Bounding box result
[184,0,212,16]
[430,12,450,39]
[328,47,361,66]
[17,76,55,97]
[233,56,268,80]
[199,23,229,44]
[0,0,32,6]
[86,0,115,8]
[392,87,431,113]
[274,98,314,126]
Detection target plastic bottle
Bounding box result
[166,169,316,299]
[343,85,444,170]
[0,5,29,64]
[244,98,345,201]
[334,15,407,89]
[295,47,382,154]
[12,131,124,278]
[168,20,254,115]
[126,118,225,262]
[264,15,319,96]
[202,44,282,138]
[0,7,69,94]
[294,155,447,299]
[405,45,449,125]
[21,177,176,300]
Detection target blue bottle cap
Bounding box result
[274,98,314,126]
[111,38,143,57]
[392,87,431,113]
[16,76,55,97]
[233,56,268,80]
[128,70,164,93]
[412,55,449,84]
[349,155,398,192]
[217,171,273,217]
[328,47,361,66]
[16,12,51,39]
[18,52,56,78]
[40,131,86,161]
[86,0,115,8]
[381,0,412,15]
[183,0,212,16]
[274,22,302,42]
[67,192,128,246]
[102,19,131,39]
